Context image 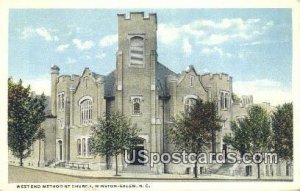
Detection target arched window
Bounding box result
[225,93,229,109]
[80,99,93,124]
[84,77,88,88]
[220,91,230,110]
[130,36,144,66]
[220,92,225,109]
[77,139,81,156]
[57,92,65,110]
[58,140,63,160]
[184,98,197,114]
[190,76,194,87]
[61,93,65,109]
[133,98,141,115]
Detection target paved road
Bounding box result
[9,165,143,183]
[8,165,196,183]
[8,165,292,183]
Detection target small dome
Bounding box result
[51,65,60,71]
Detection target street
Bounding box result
[9,165,141,183]
[8,165,292,183]
[10,165,90,183]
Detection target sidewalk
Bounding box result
[10,165,292,181]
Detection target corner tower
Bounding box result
[50,65,60,116]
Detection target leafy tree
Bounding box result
[169,99,221,178]
[223,120,249,157]
[272,103,293,160]
[8,78,46,166]
[90,112,140,176]
[224,106,272,179]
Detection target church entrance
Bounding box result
[129,146,145,165]
[128,138,145,165]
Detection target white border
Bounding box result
[1,0,299,191]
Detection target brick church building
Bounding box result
[8,12,292,178]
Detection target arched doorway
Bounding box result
[57,140,63,161]
[129,138,145,165]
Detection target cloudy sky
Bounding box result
[9,9,292,106]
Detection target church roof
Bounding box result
[156,62,177,97]
[104,70,115,97]
[92,72,104,80]
[100,62,177,98]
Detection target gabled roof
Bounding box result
[176,64,208,93]
[73,68,105,93]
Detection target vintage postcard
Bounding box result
[1,0,300,191]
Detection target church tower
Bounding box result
[115,12,162,173]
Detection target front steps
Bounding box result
[206,163,223,174]
[215,163,236,176]
[122,165,153,174]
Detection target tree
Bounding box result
[224,106,272,179]
[272,103,293,160]
[169,99,221,178]
[223,120,249,157]
[8,78,46,166]
[90,112,140,176]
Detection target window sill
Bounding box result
[78,123,94,127]
[129,63,145,68]
[77,156,93,159]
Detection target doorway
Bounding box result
[222,144,228,161]
[58,140,63,161]
[129,138,145,165]
[246,165,252,176]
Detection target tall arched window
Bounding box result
[133,97,141,115]
[80,99,93,124]
[77,139,81,156]
[220,91,230,110]
[57,92,65,110]
[184,98,197,114]
[58,140,63,160]
[190,76,194,87]
[130,36,144,66]
[220,92,225,109]
[84,77,88,88]
[225,93,229,109]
